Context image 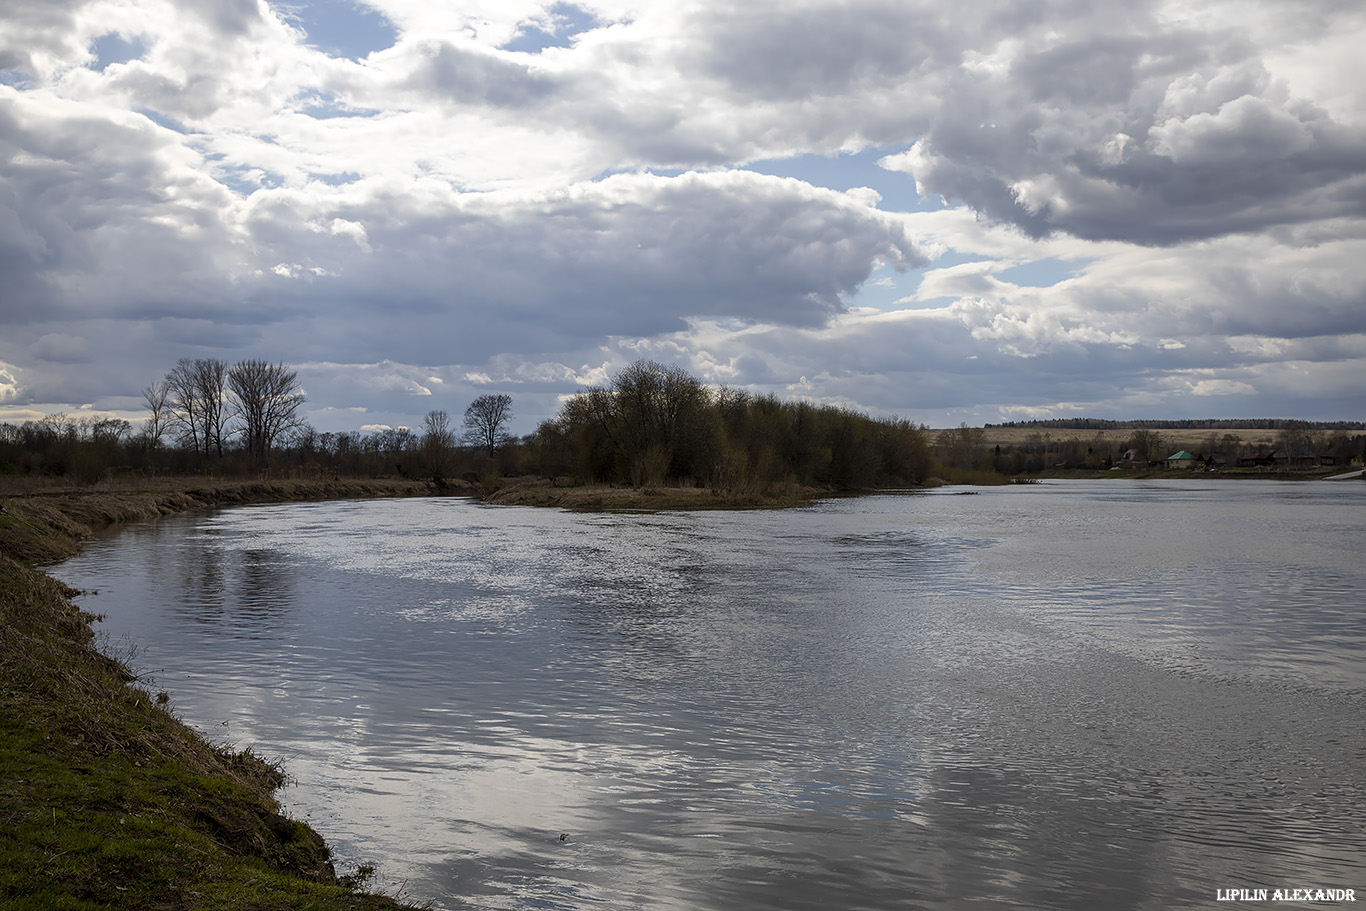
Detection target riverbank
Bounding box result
[0,477,441,563]
[480,477,829,511]
[1026,465,1360,481]
[0,479,434,910]
[479,468,1361,509]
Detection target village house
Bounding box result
[1164,450,1198,470]
[1238,449,1280,468]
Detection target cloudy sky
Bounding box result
[2,0,1363,435]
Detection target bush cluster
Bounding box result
[524,361,935,491]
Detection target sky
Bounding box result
[1,0,1363,436]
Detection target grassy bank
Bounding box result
[0,477,442,564]
[0,479,433,910]
[480,477,829,511]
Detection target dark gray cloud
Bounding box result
[691,4,957,102]
[0,88,241,325]
[0,106,925,404]
[403,40,557,106]
[878,7,1366,244]
[240,171,928,362]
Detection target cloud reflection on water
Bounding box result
[54,483,1366,909]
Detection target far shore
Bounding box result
[1023,465,1359,482]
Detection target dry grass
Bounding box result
[0,473,441,499]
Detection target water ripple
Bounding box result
[53,482,1366,910]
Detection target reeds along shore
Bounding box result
[0,479,431,910]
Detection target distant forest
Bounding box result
[987,418,1366,431]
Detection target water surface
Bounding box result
[56,480,1366,909]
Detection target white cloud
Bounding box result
[0,0,1362,431]
[1187,379,1257,396]
[0,361,20,402]
[914,260,1016,303]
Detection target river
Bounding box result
[54,480,1366,909]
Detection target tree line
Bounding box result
[939,423,1365,475]
[0,357,522,485]
[987,418,1366,431]
[7,357,1358,488]
[1,359,936,490]
[140,358,306,464]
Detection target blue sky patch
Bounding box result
[289,0,397,60]
[503,3,599,53]
[91,33,146,71]
[295,90,379,119]
[135,108,190,134]
[849,251,982,311]
[741,146,937,214]
[213,164,286,196]
[996,257,1090,288]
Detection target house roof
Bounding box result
[1166,450,1197,460]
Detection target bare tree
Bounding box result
[607,361,710,483]
[938,423,987,470]
[90,418,130,447]
[164,359,201,455]
[1220,432,1245,461]
[1127,428,1165,462]
[227,360,305,467]
[199,359,230,458]
[141,379,172,447]
[462,394,514,457]
[165,357,229,459]
[561,361,712,484]
[421,409,457,483]
[39,412,77,445]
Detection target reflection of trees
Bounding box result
[170,534,297,633]
[116,498,1361,911]
[172,533,228,623]
[236,548,295,616]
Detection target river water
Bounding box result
[54,480,1366,910]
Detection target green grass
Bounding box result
[0,489,424,910]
